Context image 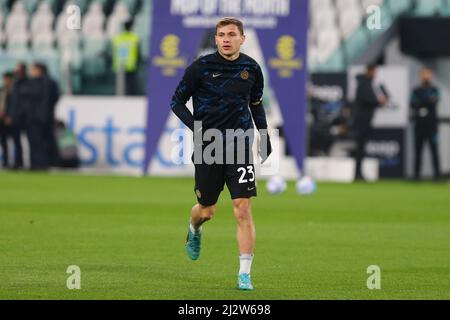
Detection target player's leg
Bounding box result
[232,198,255,255]
[226,159,257,290]
[233,198,256,290]
[190,204,217,230]
[185,204,217,261]
[185,162,224,260]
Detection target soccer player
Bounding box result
[170,17,271,290]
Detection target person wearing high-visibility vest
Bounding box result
[112,20,140,95]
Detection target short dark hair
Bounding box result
[33,63,48,75]
[17,63,27,72]
[3,72,14,79]
[367,63,378,73]
[124,19,133,31]
[216,17,244,35]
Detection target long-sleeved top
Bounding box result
[170,51,267,135]
[353,74,381,129]
[410,83,439,127]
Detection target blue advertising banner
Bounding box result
[144,0,309,174]
[367,129,405,178]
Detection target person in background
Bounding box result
[8,63,29,170]
[38,63,60,167]
[20,63,59,170]
[112,19,140,96]
[410,68,441,182]
[353,64,388,181]
[0,72,15,168]
[55,120,80,168]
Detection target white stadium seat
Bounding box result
[0,13,4,45]
[106,2,130,39]
[310,0,334,12]
[6,31,29,57]
[31,13,54,37]
[335,0,361,11]
[82,2,106,38]
[362,0,385,10]
[339,8,363,38]
[316,29,341,63]
[6,4,28,35]
[312,8,337,31]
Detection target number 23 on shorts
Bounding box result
[237,166,255,184]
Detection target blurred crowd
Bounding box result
[0,62,60,170]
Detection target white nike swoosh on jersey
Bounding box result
[212,73,222,78]
[248,187,256,191]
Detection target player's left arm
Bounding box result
[249,64,272,163]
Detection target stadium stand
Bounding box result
[0,0,130,92]
[310,0,407,71]
[1,0,450,92]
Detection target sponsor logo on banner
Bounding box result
[367,129,405,178]
[152,34,187,76]
[269,35,303,78]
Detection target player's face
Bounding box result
[215,24,245,60]
[421,69,433,83]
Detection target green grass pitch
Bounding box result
[0,172,449,300]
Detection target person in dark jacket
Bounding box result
[8,63,29,169]
[20,63,60,170]
[0,72,14,168]
[353,64,388,180]
[39,64,60,166]
[410,68,441,181]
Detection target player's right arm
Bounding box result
[170,62,201,132]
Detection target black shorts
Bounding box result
[192,149,257,206]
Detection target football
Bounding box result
[266,176,287,194]
[296,176,317,196]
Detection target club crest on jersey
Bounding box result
[240,70,249,80]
